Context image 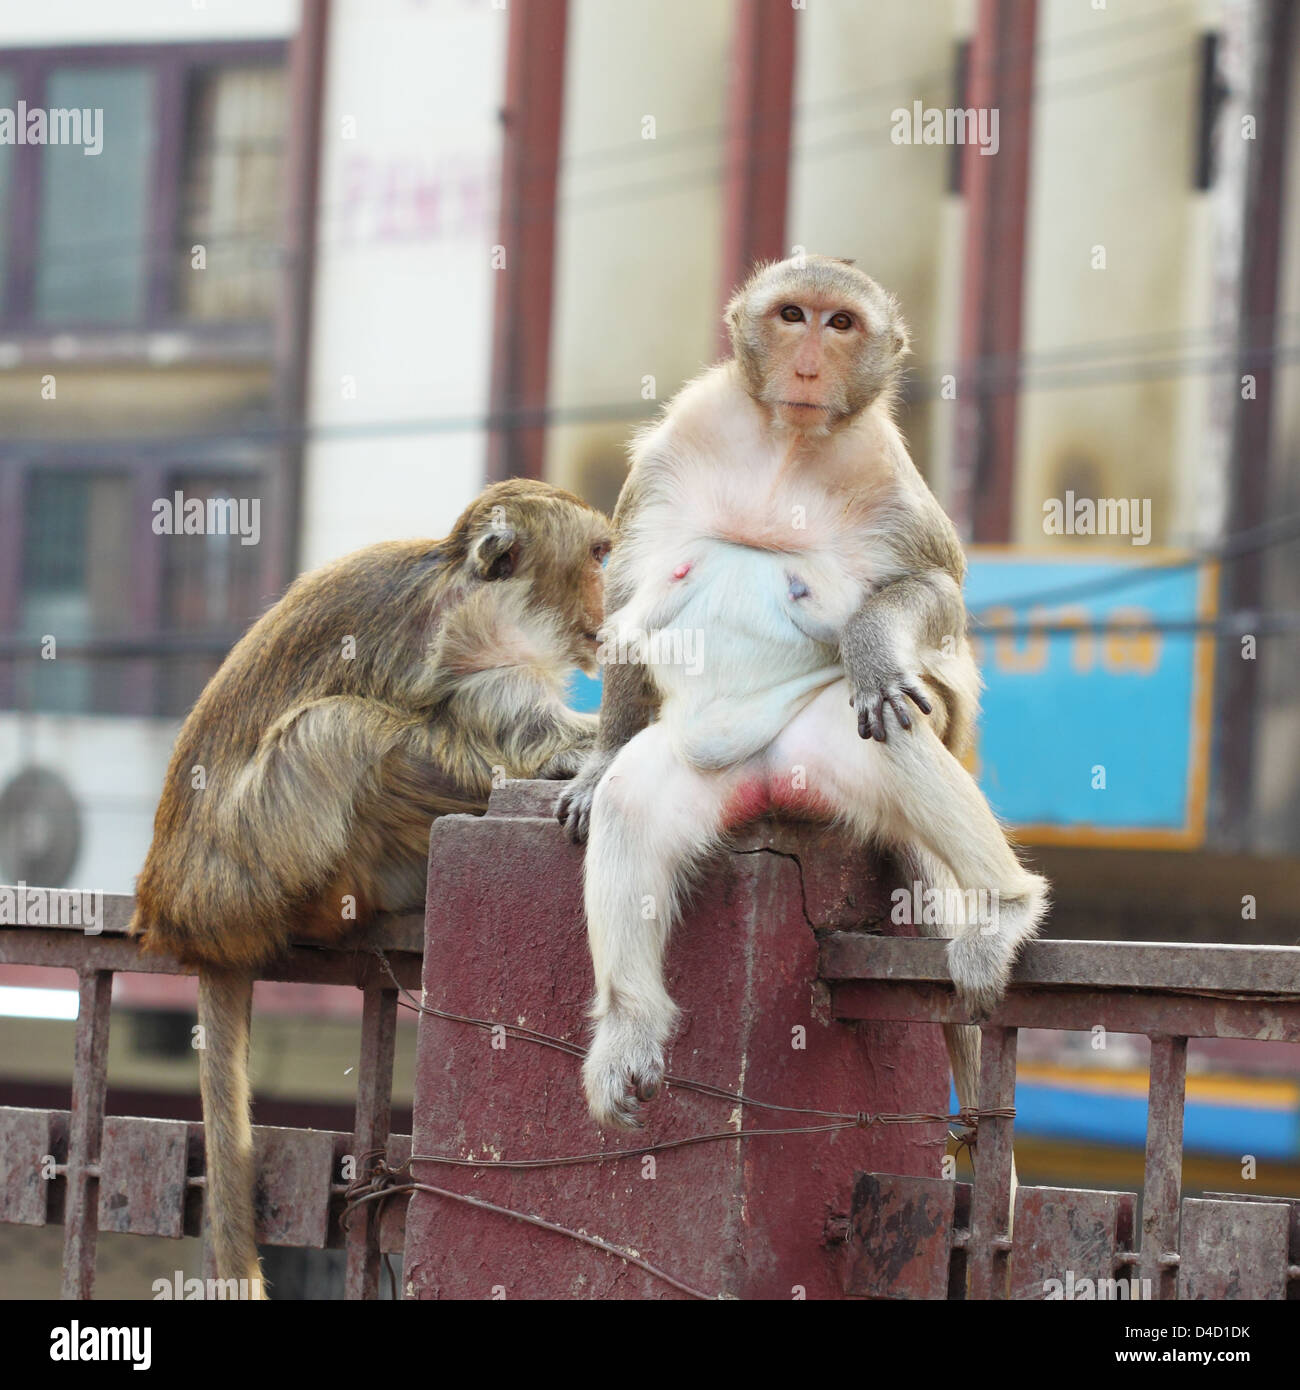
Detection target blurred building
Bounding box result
[0,0,1297,1289]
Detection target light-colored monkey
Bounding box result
[559,255,1048,1130]
[132,478,611,1291]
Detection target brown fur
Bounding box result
[130,477,610,1292]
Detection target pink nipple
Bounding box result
[671,562,692,580]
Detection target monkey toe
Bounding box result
[582,1018,666,1130]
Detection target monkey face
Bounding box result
[569,530,612,673]
[462,480,612,675]
[726,255,910,432]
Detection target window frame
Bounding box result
[0,446,282,718]
[0,40,287,339]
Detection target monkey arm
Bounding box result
[840,571,966,742]
[432,664,598,786]
[556,659,659,843]
[557,477,664,842]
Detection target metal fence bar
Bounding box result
[344,982,398,1299]
[966,1025,1018,1299]
[820,933,1300,994]
[1139,1034,1188,1300]
[61,968,112,1300]
[828,979,1300,1043]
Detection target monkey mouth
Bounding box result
[778,400,830,412]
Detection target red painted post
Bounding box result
[951,0,1037,543]
[404,782,948,1300]
[716,0,797,354]
[486,0,569,482]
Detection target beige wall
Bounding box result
[546,0,969,511]
[1016,0,1206,547]
[788,0,968,499]
[545,0,733,515]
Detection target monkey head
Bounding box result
[451,478,612,674]
[724,254,910,434]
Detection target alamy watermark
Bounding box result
[0,882,103,933]
[152,490,261,546]
[0,103,102,156]
[890,102,999,156]
[153,1270,264,1300]
[597,627,704,676]
[890,881,1000,935]
[1045,1271,1152,1300]
[1042,491,1151,546]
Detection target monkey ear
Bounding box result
[471,525,520,580]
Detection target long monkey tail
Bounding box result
[197,966,267,1298]
[904,850,1020,1219]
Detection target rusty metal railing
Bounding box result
[821,934,1300,1299]
[0,890,422,1299]
[5,884,1299,1300]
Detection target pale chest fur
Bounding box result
[618,398,905,638]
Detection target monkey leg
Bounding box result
[582,723,738,1128]
[770,679,1049,1021]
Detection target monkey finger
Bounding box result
[886,693,913,731]
[867,694,888,742]
[903,684,933,715]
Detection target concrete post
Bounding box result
[404,781,948,1300]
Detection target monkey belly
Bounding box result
[632,544,846,769]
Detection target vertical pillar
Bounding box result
[1140,1034,1188,1300]
[1210,0,1294,844]
[952,0,1037,543]
[272,0,330,589]
[486,0,570,482]
[716,0,797,353]
[404,783,948,1300]
[966,1024,1018,1298]
[62,968,112,1299]
[344,981,398,1300]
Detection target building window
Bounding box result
[7,462,271,720]
[178,64,287,322]
[18,471,133,715]
[0,42,287,331]
[157,471,266,716]
[34,66,155,324]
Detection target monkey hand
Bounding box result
[847,667,932,742]
[555,747,614,843]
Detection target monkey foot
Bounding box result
[946,872,1049,1020]
[582,1014,666,1130]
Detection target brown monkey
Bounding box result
[131,478,611,1291]
[558,255,1049,1130]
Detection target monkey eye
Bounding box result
[779,305,804,324]
[828,311,853,331]
[592,541,611,564]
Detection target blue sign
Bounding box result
[965,551,1214,846]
